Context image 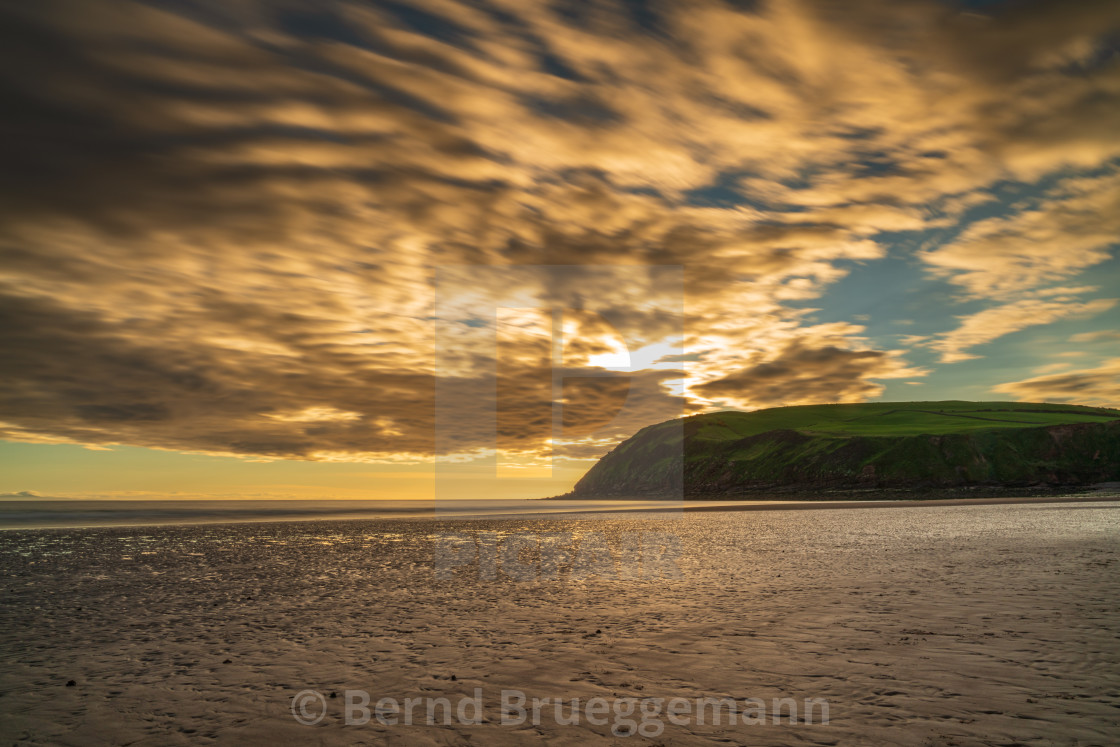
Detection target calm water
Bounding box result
[0,497,889,529]
[0,498,691,528]
[3,495,1112,529]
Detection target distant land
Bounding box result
[563,401,1120,500]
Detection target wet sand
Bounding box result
[1,502,1118,745]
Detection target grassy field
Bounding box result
[689,401,1120,440]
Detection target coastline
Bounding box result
[673,492,1120,513]
[2,489,1119,530]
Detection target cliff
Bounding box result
[567,401,1120,498]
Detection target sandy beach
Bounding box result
[1,500,1118,745]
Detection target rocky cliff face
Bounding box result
[569,419,1120,498]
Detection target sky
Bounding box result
[1,0,1119,500]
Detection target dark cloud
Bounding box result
[693,343,914,406]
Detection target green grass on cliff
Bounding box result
[573,401,1120,496]
[687,401,1119,440]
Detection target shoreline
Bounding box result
[1,491,1118,530]
[551,483,1120,501]
[675,492,1120,513]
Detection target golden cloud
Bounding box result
[0,0,1117,462]
[921,171,1120,298]
[993,359,1120,408]
[928,297,1118,363]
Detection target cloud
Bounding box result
[1033,363,1073,375]
[927,297,1118,363]
[993,359,1120,408]
[921,170,1120,298]
[0,0,1117,461]
[691,341,926,408]
[1071,330,1120,344]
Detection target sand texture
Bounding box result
[2,502,1119,745]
